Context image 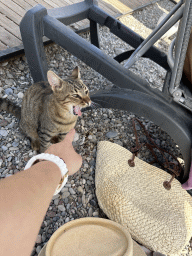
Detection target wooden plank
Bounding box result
[99,1,118,16]
[0,2,22,25]
[43,0,60,8]
[46,0,64,7]
[0,41,7,51]
[24,0,38,5]
[0,26,21,47]
[27,0,51,7]
[2,0,26,17]
[0,14,21,40]
[30,0,54,9]
[11,0,33,10]
[59,0,76,5]
[102,0,132,13]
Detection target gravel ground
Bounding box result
[0,1,192,255]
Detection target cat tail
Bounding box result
[0,98,21,119]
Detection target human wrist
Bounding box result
[35,160,62,178]
[24,153,68,195]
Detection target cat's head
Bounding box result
[47,67,91,116]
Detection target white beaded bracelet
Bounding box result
[24,153,68,195]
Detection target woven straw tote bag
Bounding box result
[95,141,192,256]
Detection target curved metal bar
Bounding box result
[169,0,192,93]
[90,20,100,48]
[90,88,192,183]
[167,38,176,70]
[124,2,183,69]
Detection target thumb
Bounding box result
[63,129,76,144]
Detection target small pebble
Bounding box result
[65,217,70,223]
[9,147,19,151]
[106,131,118,138]
[36,246,42,254]
[17,92,24,99]
[58,205,66,212]
[62,192,70,199]
[77,186,84,194]
[82,194,86,205]
[0,130,8,136]
[1,145,7,151]
[36,235,42,244]
[69,188,76,195]
[73,132,79,142]
[12,141,19,147]
[54,198,59,206]
[88,207,93,217]
[4,88,13,95]
[61,187,69,193]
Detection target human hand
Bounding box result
[45,129,82,176]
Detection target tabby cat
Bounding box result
[0,66,91,152]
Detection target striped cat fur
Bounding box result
[0,67,91,152]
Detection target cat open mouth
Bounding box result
[73,105,82,116]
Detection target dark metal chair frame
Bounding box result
[20,0,192,183]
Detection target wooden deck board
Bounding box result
[0,14,21,40]
[0,26,21,47]
[2,0,26,17]
[0,2,22,25]
[0,41,7,50]
[0,0,175,59]
[11,0,33,10]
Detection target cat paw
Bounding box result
[51,136,59,144]
[31,140,40,152]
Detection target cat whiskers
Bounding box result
[81,101,102,112]
[90,101,102,109]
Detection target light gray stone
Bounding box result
[17,92,24,99]
[82,194,86,205]
[61,187,69,193]
[1,145,7,151]
[9,147,19,151]
[54,198,59,206]
[65,217,70,223]
[36,246,42,254]
[77,186,84,194]
[36,235,42,244]
[58,205,66,212]
[93,211,99,217]
[88,207,93,217]
[0,130,8,137]
[73,132,79,142]
[69,188,76,195]
[106,131,118,138]
[62,192,70,199]
[4,88,13,95]
[12,141,19,147]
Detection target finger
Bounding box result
[62,129,76,144]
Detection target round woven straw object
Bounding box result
[38,217,146,256]
[95,141,192,255]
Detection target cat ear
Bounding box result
[71,66,81,79]
[47,71,62,91]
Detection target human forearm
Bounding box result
[0,161,61,256]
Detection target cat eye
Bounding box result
[73,94,82,99]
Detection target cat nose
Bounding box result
[84,99,91,106]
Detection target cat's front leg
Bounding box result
[38,130,52,152]
[39,140,52,153]
[56,132,67,143]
